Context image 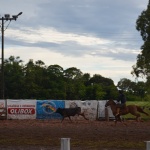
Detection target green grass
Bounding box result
[123,101,150,120]
[127,101,150,107]
[71,139,145,149]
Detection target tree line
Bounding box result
[0,56,118,100]
[131,2,150,101]
[0,56,149,101]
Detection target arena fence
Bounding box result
[0,99,115,120]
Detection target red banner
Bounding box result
[8,108,35,115]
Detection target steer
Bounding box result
[55,107,88,122]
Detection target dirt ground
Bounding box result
[0,119,149,150]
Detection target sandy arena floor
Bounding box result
[0,119,149,150]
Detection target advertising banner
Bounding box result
[36,100,65,119]
[0,100,5,108]
[65,100,98,120]
[0,100,6,117]
[7,99,36,119]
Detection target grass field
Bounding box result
[124,101,150,120]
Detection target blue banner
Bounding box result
[36,100,65,119]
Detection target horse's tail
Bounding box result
[136,106,149,116]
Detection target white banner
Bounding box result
[0,100,6,117]
[7,99,36,119]
[65,100,98,120]
[0,100,5,108]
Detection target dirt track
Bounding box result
[0,119,149,150]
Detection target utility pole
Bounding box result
[0,12,22,99]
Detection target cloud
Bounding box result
[5,27,140,61]
[1,0,148,84]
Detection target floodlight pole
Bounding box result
[0,12,22,99]
[1,17,4,99]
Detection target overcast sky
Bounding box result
[1,0,148,85]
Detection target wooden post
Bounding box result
[145,141,150,150]
[61,138,70,150]
[105,107,109,121]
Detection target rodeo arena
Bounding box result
[0,99,150,150]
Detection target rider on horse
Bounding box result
[116,90,126,116]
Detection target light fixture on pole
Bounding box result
[0,12,23,99]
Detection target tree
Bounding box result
[117,78,147,101]
[47,65,63,77]
[131,2,150,99]
[4,56,25,98]
[63,67,83,79]
[47,65,65,99]
[132,3,150,79]
[3,56,134,100]
[89,74,117,99]
[63,67,84,99]
[82,73,91,86]
[117,78,133,92]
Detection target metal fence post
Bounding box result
[145,141,150,150]
[61,138,70,150]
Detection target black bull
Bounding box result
[55,107,88,122]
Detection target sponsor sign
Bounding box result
[0,100,6,117]
[7,99,36,119]
[8,108,35,115]
[36,100,65,119]
[65,100,98,120]
[0,100,5,108]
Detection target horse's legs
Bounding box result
[114,116,120,126]
[114,120,117,126]
[134,113,141,122]
[114,116,127,126]
[137,106,149,116]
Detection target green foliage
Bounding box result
[143,94,150,101]
[2,55,150,100]
[0,56,118,100]
[117,78,148,101]
[132,4,150,81]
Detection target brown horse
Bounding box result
[105,99,149,124]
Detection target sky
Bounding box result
[0,0,148,85]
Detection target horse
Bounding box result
[105,99,149,124]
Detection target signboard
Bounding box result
[36,100,65,119]
[65,100,98,120]
[0,100,5,108]
[0,100,6,117]
[7,99,36,119]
